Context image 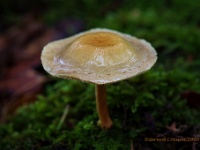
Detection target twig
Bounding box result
[57,105,70,131]
[122,104,127,127]
[130,140,134,150]
[192,142,196,150]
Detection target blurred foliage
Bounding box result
[1,0,200,149]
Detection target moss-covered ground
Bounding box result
[1,0,200,149]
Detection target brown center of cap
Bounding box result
[77,32,122,47]
[57,31,138,67]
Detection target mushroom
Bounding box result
[41,28,157,129]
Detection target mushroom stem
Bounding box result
[95,84,113,129]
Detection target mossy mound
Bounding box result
[0,65,200,149]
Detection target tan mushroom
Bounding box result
[41,28,157,129]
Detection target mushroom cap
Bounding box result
[41,28,157,84]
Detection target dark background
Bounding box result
[0,0,200,149]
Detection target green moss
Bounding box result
[0,65,200,149]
